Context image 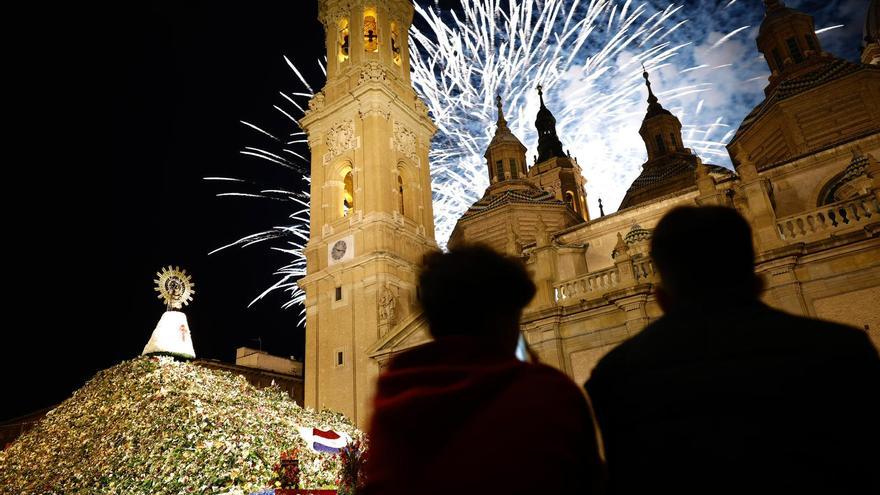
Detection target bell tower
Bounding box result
[298,0,438,428]
[756,0,825,92]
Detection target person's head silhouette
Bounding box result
[651,206,763,311]
[419,245,536,353]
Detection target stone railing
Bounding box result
[554,266,620,303]
[632,258,658,282]
[776,194,879,242]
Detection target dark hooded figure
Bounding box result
[586,206,880,494]
[364,245,604,495]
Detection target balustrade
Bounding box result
[553,258,659,303]
[776,194,879,242]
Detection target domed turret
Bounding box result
[619,68,734,210]
[756,0,825,91]
[484,95,528,185]
[534,84,566,163]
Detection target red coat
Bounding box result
[364,336,603,495]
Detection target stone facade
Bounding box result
[299,0,438,429]
[303,0,880,427]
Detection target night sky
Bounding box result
[5,2,326,420]
[3,0,869,421]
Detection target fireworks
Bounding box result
[411,0,744,242]
[211,0,753,313]
[205,56,321,325]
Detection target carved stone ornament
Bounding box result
[308,91,325,112]
[358,61,387,85]
[319,5,352,29]
[358,101,391,120]
[393,121,418,161]
[414,98,429,118]
[378,284,397,327]
[325,120,356,158]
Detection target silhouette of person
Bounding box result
[586,206,880,494]
[364,245,604,495]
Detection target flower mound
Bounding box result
[0,356,361,494]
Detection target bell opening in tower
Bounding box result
[338,19,350,62]
[391,22,401,65]
[364,9,379,53]
[343,170,354,216]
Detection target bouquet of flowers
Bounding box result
[336,440,367,495]
[273,448,301,489]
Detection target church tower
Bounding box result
[619,69,732,210]
[756,0,826,93]
[527,86,590,221]
[298,0,438,428]
[637,69,686,161]
[485,96,529,187]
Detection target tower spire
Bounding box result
[495,94,508,129]
[641,66,671,119]
[534,84,566,163]
[642,64,658,105]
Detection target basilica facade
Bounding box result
[300,0,880,428]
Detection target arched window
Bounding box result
[397,164,415,221]
[390,22,401,65]
[786,37,803,63]
[397,175,405,215]
[343,170,354,216]
[509,159,519,179]
[565,191,577,212]
[338,19,350,62]
[771,48,784,71]
[364,10,379,52]
[655,134,667,154]
[805,35,817,53]
[495,160,505,181]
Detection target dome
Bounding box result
[486,95,527,152]
[624,224,651,244]
[759,1,810,34]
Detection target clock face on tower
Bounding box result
[331,240,348,261]
[328,235,354,265]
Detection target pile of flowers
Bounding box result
[0,356,362,494]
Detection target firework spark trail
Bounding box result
[410,0,737,245]
[207,176,312,323]
[815,24,845,35]
[710,25,751,50]
[211,0,746,314]
[206,49,317,323]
